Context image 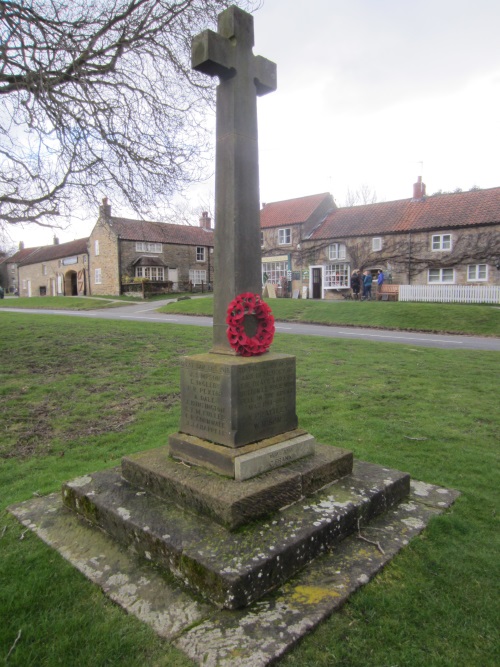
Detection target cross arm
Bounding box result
[192,30,234,79]
[253,55,277,97]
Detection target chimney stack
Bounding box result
[199,211,212,229]
[413,176,426,201]
[100,196,112,219]
[53,236,59,245]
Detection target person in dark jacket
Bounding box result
[350,270,361,299]
[362,270,373,299]
[377,270,385,287]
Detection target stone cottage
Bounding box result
[17,237,89,297]
[89,199,214,296]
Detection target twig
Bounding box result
[1,525,7,538]
[6,629,22,661]
[357,518,385,555]
[403,436,428,441]
[19,529,29,541]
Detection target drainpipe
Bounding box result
[407,232,412,285]
[117,235,122,296]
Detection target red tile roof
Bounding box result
[110,217,214,246]
[5,246,42,264]
[312,187,500,239]
[260,193,333,229]
[19,238,89,266]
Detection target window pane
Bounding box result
[478,265,487,279]
[262,261,287,283]
[428,269,440,282]
[324,263,350,287]
[442,235,451,250]
[442,269,454,281]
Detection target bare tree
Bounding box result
[343,184,378,207]
[0,0,256,228]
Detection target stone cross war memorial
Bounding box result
[9,6,459,665]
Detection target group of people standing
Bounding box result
[350,269,384,300]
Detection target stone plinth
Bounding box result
[122,442,353,529]
[169,429,313,478]
[62,459,410,610]
[179,352,298,447]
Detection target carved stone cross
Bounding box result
[192,6,277,353]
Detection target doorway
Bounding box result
[64,270,78,296]
[311,267,322,299]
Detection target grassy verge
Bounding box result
[159,296,500,336]
[1,314,499,666]
[0,296,128,310]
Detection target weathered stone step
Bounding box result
[62,460,409,610]
[122,442,353,529]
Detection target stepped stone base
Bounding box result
[62,459,409,610]
[122,442,353,529]
[9,478,460,666]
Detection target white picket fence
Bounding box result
[399,284,500,304]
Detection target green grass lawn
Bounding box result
[159,296,500,337]
[1,313,499,666]
[0,296,128,310]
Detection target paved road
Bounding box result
[1,300,499,351]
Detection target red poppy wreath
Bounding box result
[226,292,275,356]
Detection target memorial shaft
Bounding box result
[192,6,277,353]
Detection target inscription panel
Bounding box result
[179,353,298,448]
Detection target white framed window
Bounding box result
[262,261,288,284]
[42,264,47,275]
[189,269,206,285]
[372,237,382,251]
[94,240,100,256]
[95,268,102,284]
[196,246,206,262]
[324,263,350,288]
[432,234,452,251]
[135,242,162,253]
[328,243,346,260]
[278,228,291,245]
[467,264,488,281]
[135,266,165,280]
[22,279,27,289]
[428,268,454,283]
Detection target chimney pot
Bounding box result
[100,197,111,219]
[413,176,426,200]
[19,241,25,250]
[199,211,212,229]
[53,236,59,245]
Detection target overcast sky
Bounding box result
[7,0,500,249]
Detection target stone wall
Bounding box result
[301,224,500,290]
[18,254,89,297]
[88,219,120,296]
[120,240,213,289]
